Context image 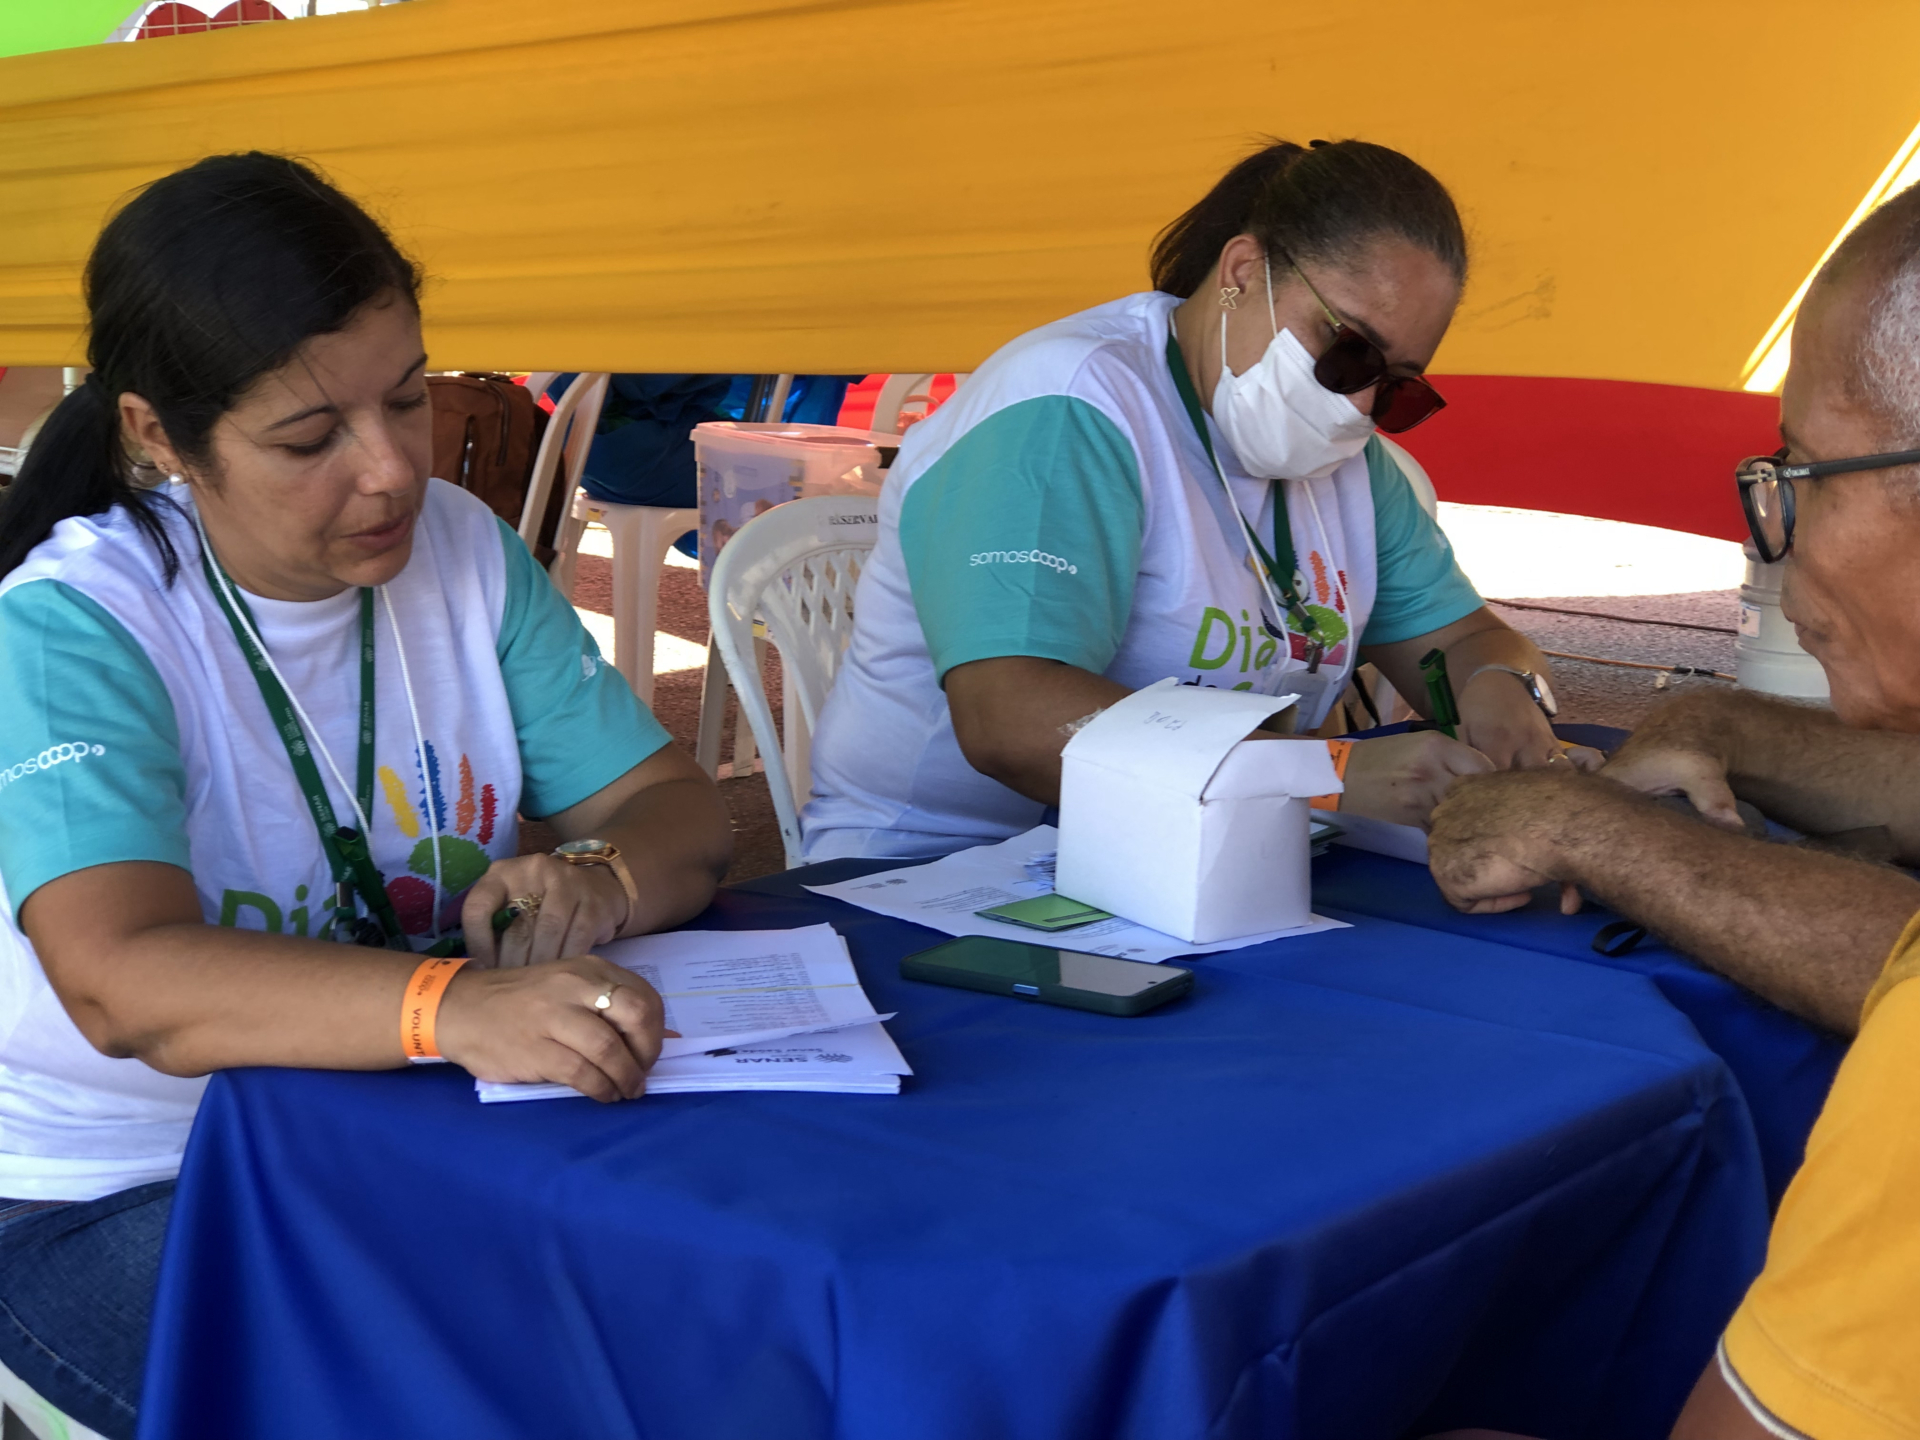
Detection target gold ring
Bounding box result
[593,983,621,1014]
[508,894,543,921]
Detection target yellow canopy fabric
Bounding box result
[1,0,1917,385]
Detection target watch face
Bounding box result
[556,839,610,857]
[1532,673,1559,716]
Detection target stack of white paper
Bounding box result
[1326,811,1430,864]
[807,826,1348,964]
[476,923,910,1103]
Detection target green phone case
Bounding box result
[900,936,1193,1017]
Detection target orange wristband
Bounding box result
[1310,739,1355,812]
[401,956,468,1063]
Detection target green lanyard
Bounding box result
[199,547,409,949]
[1164,330,1326,659]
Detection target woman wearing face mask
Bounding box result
[0,153,732,1438]
[804,138,1582,861]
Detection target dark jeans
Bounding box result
[0,1182,173,1440]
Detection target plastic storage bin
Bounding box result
[1736,542,1830,702]
[694,422,894,588]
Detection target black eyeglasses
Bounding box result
[1282,252,1447,434]
[1736,445,1920,561]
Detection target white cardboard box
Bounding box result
[1055,680,1342,944]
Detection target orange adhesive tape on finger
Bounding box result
[402,956,468,1063]
[1310,739,1355,813]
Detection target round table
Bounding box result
[139,864,1769,1440]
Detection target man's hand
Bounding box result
[1601,691,1744,830]
[1431,762,1920,1033]
[1428,770,1606,914]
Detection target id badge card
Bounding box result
[1257,663,1338,734]
[975,893,1116,931]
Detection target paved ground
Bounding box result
[1448,501,1743,731]
[1486,593,1736,729]
[544,503,1751,882]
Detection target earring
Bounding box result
[1218,286,1242,310]
[168,473,183,484]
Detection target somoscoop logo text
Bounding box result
[969,549,1078,575]
[0,742,107,792]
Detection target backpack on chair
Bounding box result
[428,374,565,559]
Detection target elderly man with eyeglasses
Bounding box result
[1428,185,1920,1440]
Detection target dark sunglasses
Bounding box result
[1736,444,1920,562]
[1281,252,1447,434]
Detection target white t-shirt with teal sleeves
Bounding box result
[0,478,669,1201]
[802,290,1481,861]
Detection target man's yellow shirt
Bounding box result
[1721,911,1920,1439]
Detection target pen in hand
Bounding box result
[1419,648,1460,740]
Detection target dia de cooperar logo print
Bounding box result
[379,741,497,934]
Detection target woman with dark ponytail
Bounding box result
[0,153,730,1438]
[805,138,1592,861]
[0,376,157,579]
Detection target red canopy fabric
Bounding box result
[1395,380,1777,541]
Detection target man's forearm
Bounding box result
[1559,784,1920,1034]
[1666,690,1920,854]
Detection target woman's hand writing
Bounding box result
[1456,669,1602,774]
[461,852,631,969]
[1339,731,1495,827]
[433,956,674,1103]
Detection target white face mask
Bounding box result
[1210,261,1375,481]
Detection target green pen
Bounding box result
[419,905,517,960]
[1420,648,1460,740]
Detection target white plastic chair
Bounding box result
[549,494,699,707]
[523,372,697,706]
[515,371,609,553]
[704,494,878,867]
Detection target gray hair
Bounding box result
[1819,183,1920,448]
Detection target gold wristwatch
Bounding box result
[553,839,639,934]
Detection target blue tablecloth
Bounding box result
[141,871,1769,1440]
[1311,847,1844,1208]
[1312,719,1843,1207]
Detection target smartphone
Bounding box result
[901,936,1193,1017]
[974,893,1115,931]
